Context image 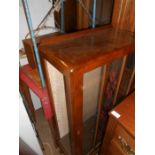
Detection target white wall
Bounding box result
[19,94,43,155]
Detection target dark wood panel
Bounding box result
[112,93,135,136]
[95,0,114,26]
[112,0,135,32]
[54,0,77,32]
[100,93,135,155]
[23,41,37,69]
[114,125,135,149]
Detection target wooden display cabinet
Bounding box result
[38,24,135,155]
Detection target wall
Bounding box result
[19,0,56,49]
[19,94,43,155]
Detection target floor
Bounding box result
[35,108,63,155]
[59,115,98,155]
[35,108,99,155]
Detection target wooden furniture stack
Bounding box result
[38,25,134,155]
[37,0,135,154]
[20,0,135,154]
[100,92,135,155]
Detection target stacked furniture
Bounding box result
[39,24,135,155]
[21,0,135,154]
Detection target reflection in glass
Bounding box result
[83,66,103,154]
[116,53,135,104]
[96,58,123,144]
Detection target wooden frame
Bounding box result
[39,25,134,155]
[64,71,83,154]
[19,78,36,122]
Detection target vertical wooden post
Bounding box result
[20,79,36,122]
[64,71,83,155]
[126,68,135,95]
[113,56,127,105]
[77,0,91,30]
[93,64,108,146]
[112,0,135,32]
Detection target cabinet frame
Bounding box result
[39,25,135,155]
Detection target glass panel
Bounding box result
[46,61,71,155]
[83,66,103,155]
[116,53,135,104]
[96,58,123,145]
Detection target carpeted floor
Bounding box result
[35,108,63,155]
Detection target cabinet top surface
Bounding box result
[40,26,134,73]
[110,92,135,137]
